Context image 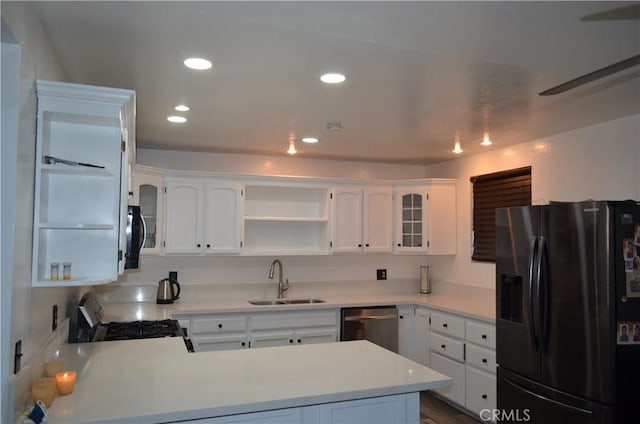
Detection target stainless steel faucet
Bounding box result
[268,259,289,299]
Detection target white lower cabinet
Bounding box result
[430,351,466,406]
[465,366,496,418]
[184,393,419,424]
[427,309,497,420]
[183,313,249,352]
[413,307,430,366]
[397,305,414,359]
[249,310,338,348]
[180,310,339,352]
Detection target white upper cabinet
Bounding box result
[204,183,243,254]
[331,186,392,253]
[132,167,164,256]
[31,80,135,286]
[164,178,243,255]
[393,179,456,255]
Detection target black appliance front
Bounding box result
[497,367,615,424]
[125,205,144,269]
[496,201,640,423]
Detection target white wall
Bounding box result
[423,115,640,289]
[1,3,76,421]
[137,148,427,180]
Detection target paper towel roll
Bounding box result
[420,266,431,294]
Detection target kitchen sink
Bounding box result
[248,298,325,306]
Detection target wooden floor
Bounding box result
[420,392,480,424]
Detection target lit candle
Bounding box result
[32,378,56,407]
[44,360,64,377]
[55,371,77,395]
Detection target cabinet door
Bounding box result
[466,367,497,417]
[331,188,363,253]
[318,393,416,424]
[364,188,393,253]
[393,188,427,253]
[132,170,164,255]
[164,179,203,254]
[397,306,414,358]
[204,183,243,254]
[413,307,430,366]
[430,351,466,406]
[425,180,457,255]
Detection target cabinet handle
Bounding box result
[289,339,294,344]
[365,243,369,247]
[207,244,211,248]
[358,244,362,247]
[482,334,487,339]
[482,358,488,363]
[441,344,446,349]
[297,339,302,343]
[397,243,401,247]
[218,324,223,329]
[241,342,246,347]
[197,244,201,248]
[442,323,448,328]
[399,315,404,319]
[482,394,487,399]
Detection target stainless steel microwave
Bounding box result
[125,205,145,269]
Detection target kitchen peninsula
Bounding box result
[47,338,451,424]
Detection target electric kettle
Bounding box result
[156,278,180,304]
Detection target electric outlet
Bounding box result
[377,269,387,280]
[52,304,58,331]
[169,271,178,281]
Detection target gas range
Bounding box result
[72,293,193,351]
[95,319,184,341]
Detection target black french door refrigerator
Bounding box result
[496,201,640,423]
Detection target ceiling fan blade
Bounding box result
[539,54,640,96]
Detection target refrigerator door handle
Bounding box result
[502,376,594,417]
[528,236,539,349]
[537,236,549,350]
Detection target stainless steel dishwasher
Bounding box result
[340,306,398,353]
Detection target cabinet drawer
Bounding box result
[192,334,248,352]
[465,367,496,417]
[430,351,466,407]
[191,316,248,334]
[430,311,465,339]
[466,320,496,350]
[466,344,496,374]
[250,311,337,331]
[430,332,465,362]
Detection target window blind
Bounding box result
[470,166,531,262]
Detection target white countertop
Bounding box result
[48,339,451,424]
[102,290,495,324]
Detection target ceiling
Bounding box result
[30,1,640,165]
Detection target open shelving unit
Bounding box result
[243,185,330,255]
[31,81,135,286]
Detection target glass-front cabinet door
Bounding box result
[394,188,428,253]
[132,167,164,255]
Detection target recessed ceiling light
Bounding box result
[167,116,187,123]
[175,104,190,112]
[481,133,492,146]
[184,57,212,70]
[302,137,319,144]
[320,73,346,84]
